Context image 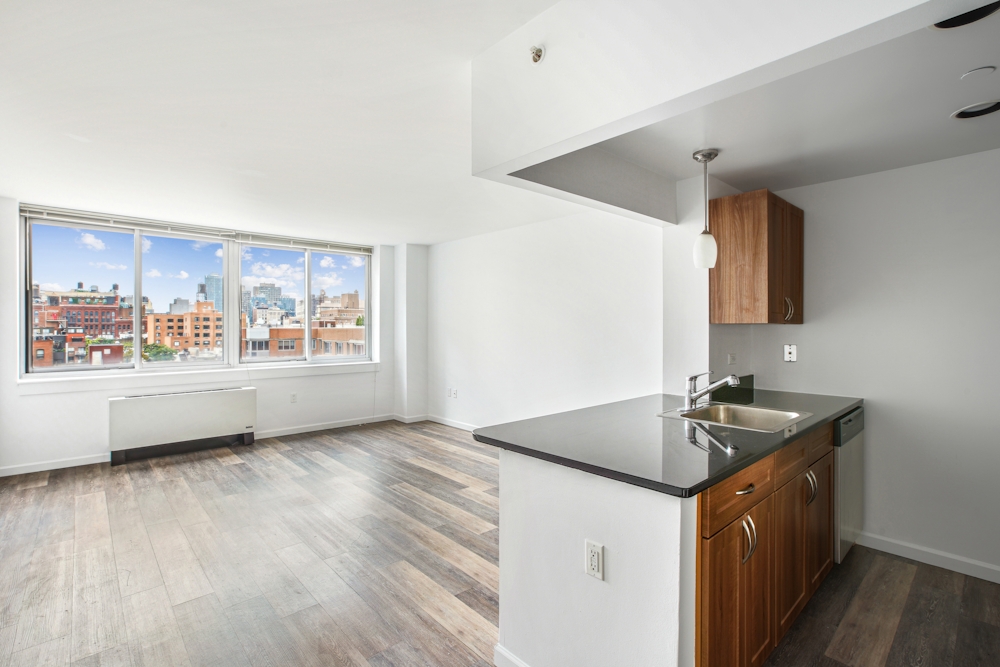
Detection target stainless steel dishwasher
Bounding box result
[834,407,864,563]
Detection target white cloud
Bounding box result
[250,262,304,281]
[319,256,336,269]
[312,272,343,290]
[142,237,152,253]
[78,232,106,251]
[348,256,365,268]
[145,269,162,278]
[215,248,224,258]
[172,271,190,280]
[240,247,252,261]
[39,282,63,291]
[89,261,128,270]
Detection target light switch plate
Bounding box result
[784,344,797,362]
[727,353,737,365]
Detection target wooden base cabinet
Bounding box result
[698,496,773,667]
[806,452,834,595]
[697,429,835,667]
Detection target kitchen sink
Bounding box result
[662,404,813,433]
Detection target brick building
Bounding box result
[145,300,224,358]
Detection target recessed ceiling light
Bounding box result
[961,66,997,80]
[933,1,1000,29]
[951,100,1000,119]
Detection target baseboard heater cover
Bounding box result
[109,387,256,465]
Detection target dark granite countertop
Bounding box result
[472,390,863,497]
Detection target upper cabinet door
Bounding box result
[709,189,804,324]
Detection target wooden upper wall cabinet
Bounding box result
[709,189,803,324]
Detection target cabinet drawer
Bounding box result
[700,454,775,538]
[774,436,808,489]
[806,423,834,466]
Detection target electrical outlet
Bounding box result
[727,353,737,365]
[784,344,797,362]
[290,393,297,403]
[453,388,458,399]
[585,540,604,580]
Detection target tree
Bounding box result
[355,315,364,326]
[143,343,176,361]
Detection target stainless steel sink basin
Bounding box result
[662,404,813,433]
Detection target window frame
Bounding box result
[21,207,373,377]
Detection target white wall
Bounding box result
[663,175,741,394]
[427,210,663,430]
[0,196,396,475]
[497,449,695,667]
[393,243,429,420]
[710,148,1000,580]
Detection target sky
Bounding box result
[32,223,367,313]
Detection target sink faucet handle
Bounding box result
[685,371,713,384]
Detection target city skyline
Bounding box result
[32,224,367,316]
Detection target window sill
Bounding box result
[16,360,381,396]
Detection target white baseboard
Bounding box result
[857,531,1000,584]
[428,415,479,432]
[257,413,395,439]
[392,413,430,424]
[494,644,532,667]
[0,453,110,477]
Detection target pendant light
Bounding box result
[692,148,720,269]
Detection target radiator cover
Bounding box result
[109,386,256,452]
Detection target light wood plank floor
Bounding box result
[3,421,998,667]
[0,421,499,667]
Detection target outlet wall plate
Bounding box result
[784,344,797,362]
[585,540,604,580]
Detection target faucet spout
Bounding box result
[685,373,739,410]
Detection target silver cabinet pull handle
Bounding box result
[791,299,795,320]
[735,483,755,496]
[741,519,753,564]
[806,470,818,505]
[784,297,793,321]
[745,514,758,563]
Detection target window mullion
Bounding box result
[305,250,312,362]
[134,229,143,371]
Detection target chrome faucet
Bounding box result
[685,372,740,410]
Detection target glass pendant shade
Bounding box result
[693,230,718,269]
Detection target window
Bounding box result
[311,252,367,359]
[142,233,225,365]
[240,246,305,361]
[28,223,135,371]
[24,207,370,374]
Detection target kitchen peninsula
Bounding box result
[474,390,862,667]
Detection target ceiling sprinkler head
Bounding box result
[530,45,544,64]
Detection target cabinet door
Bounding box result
[783,204,804,324]
[699,518,742,667]
[806,452,835,594]
[773,472,808,644]
[742,496,773,667]
[767,194,787,323]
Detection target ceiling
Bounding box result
[597,10,1000,193]
[0,0,582,246]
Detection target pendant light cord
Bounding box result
[704,159,709,233]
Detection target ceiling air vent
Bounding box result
[951,100,1000,119]
[933,1,1000,29]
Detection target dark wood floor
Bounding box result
[1,421,998,667]
[0,421,500,666]
[764,545,1000,667]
